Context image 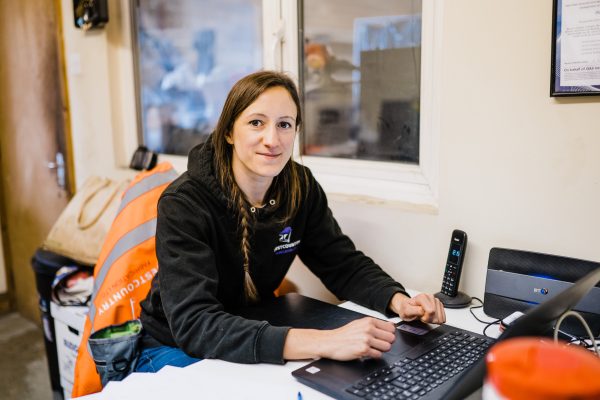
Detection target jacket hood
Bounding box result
[186,138,230,208]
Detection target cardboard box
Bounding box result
[61,377,73,400]
[50,302,88,399]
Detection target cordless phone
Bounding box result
[434,230,472,308]
[441,230,467,296]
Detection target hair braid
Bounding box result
[232,186,260,303]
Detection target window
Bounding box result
[289,0,439,207]
[131,0,263,155]
[300,0,422,164]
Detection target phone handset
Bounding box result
[434,229,472,308]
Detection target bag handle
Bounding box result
[77,178,123,230]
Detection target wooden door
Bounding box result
[0,0,72,322]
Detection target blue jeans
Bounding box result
[134,346,202,373]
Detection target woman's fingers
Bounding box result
[371,318,396,336]
[354,320,394,358]
[322,317,397,360]
[398,293,447,324]
[417,295,446,324]
[368,336,393,353]
[434,297,446,324]
[415,294,437,321]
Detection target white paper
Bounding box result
[81,361,333,400]
[560,0,600,86]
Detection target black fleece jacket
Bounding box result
[139,139,409,364]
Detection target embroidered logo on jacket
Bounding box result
[274,226,300,255]
[279,226,292,243]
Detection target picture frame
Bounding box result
[550,0,600,97]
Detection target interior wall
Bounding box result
[59,0,136,187]
[61,0,600,303]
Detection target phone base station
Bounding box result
[434,291,472,309]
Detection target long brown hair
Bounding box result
[211,71,306,303]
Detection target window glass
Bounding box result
[301,0,421,163]
[133,0,263,155]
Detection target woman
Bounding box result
[136,71,445,372]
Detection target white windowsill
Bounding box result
[301,155,438,213]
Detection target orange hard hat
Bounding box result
[485,337,600,400]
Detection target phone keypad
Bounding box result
[441,263,458,296]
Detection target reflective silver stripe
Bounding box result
[116,169,178,216]
[89,218,157,327]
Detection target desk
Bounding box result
[76,293,499,400]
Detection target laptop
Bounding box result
[237,267,600,400]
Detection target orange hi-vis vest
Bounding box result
[72,162,178,397]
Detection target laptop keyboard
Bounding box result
[345,331,494,400]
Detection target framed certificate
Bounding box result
[550,0,600,96]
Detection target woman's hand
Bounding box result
[283,317,396,361]
[389,292,446,324]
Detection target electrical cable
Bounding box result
[553,310,599,356]
[469,297,498,324]
[468,297,501,338]
[482,319,501,339]
[588,333,600,350]
[464,298,599,351]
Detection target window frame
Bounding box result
[284,0,442,208]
